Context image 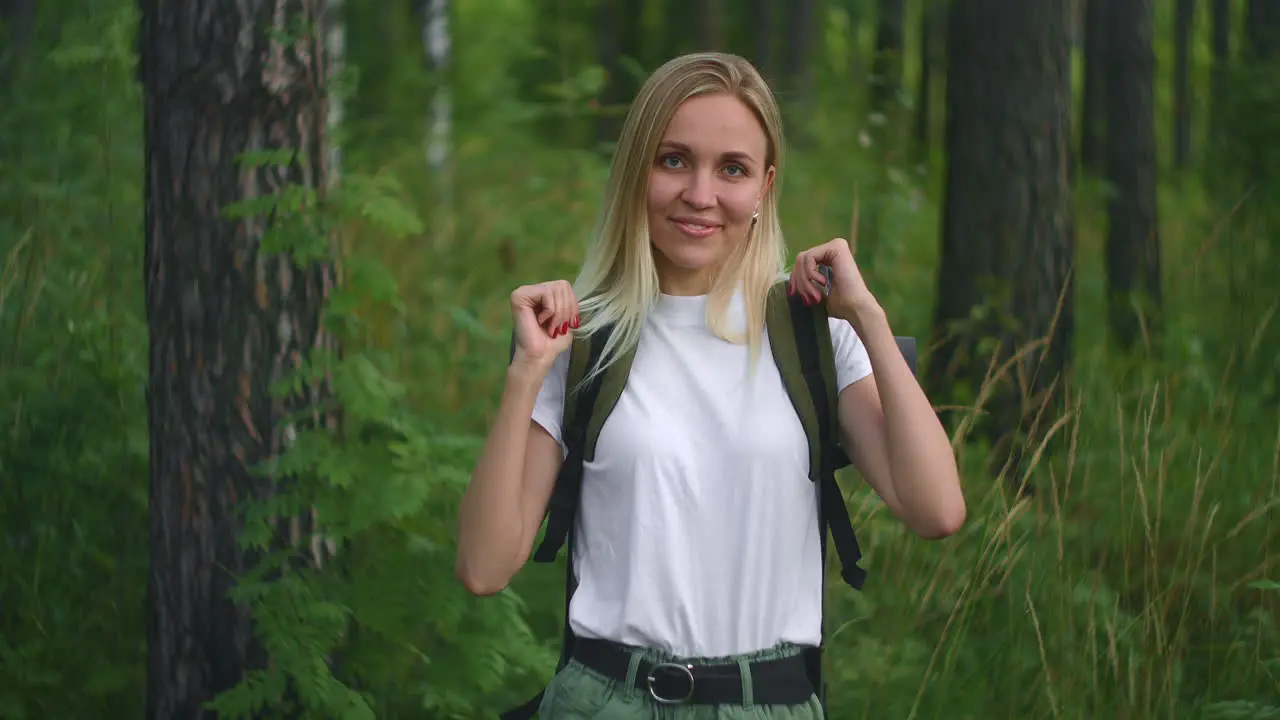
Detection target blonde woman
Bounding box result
[457,53,966,718]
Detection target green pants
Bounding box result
[536,642,825,719]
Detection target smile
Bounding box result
[672,219,722,238]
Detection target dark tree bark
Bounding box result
[1247,0,1280,59]
[871,0,904,114]
[700,0,724,50]
[596,0,644,146]
[1104,0,1162,350]
[913,0,943,156]
[751,0,776,82]
[929,0,1075,486]
[1081,0,1108,172]
[1210,0,1231,139]
[782,0,816,108]
[139,0,336,717]
[1173,0,1194,168]
[0,0,36,82]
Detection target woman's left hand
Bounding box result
[788,238,880,325]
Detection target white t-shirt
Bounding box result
[530,290,873,659]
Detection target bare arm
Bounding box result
[791,238,965,539]
[455,361,564,595]
[837,304,965,539]
[456,280,580,595]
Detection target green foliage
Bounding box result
[0,0,1277,719]
[196,156,551,719]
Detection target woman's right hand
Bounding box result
[510,280,579,370]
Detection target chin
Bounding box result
[654,234,729,270]
[655,244,724,274]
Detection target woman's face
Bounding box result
[646,93,774,296]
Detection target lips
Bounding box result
[671,217,722,239]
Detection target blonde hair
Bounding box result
[572,52,788,381]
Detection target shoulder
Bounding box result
[827,315,872,392]
[531,349,573,451]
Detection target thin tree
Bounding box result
[1104,0,1162,350]
[1211,1,1231,118]
[929,0,1076,487]
[1173,0,1194,169]
[913,0,944,159]
[1081,0,1108,172]
[871,0,904,116]
[139,0,337,716]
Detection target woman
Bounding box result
[456,52,965,718]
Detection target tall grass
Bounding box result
[0,0,1275,717]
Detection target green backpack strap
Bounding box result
[502,324,635,720]
[765,280,868,590]
[533,325,636,564]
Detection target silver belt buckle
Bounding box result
[646,662,695,704]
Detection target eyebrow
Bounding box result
[658,141,758,166]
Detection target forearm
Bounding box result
[850,303,966,537]
[455,362,545,590]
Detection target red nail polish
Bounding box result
[571,316,580,329]
[561,322,569,334]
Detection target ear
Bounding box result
[759,165,777,204]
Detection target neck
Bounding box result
[656,259,719,296]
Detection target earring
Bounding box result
[751,208,759,225]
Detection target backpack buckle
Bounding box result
[646,662,695,704]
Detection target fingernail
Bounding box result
[561,322,569,334]
[571,316,580,329]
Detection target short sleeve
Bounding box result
[530,350,571,456]
[829,317,873,393]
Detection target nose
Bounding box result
[680,168,717,210]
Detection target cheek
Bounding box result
[722,189,760,224]
[647,176,679,213]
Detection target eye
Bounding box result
[724,164,747,177]
[658,154,684,169]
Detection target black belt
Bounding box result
[572,638,815,706]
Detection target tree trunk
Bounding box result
[596,0,644,146]
[422,0,453,247]
[1105,0,1162,351]
[700,0,724,50]
[1173,0,1194,169]
[871,0,904,115]
[929,0,1075,487]
[1081,0,1108,172]
[752,0,775,82]
[913,0,942,158]
[1210,0,1231,140]
[0,0,36,83]
[328,0,345,186]
[139,0,335,716]
[1247,0,1280,59]
[782,0,816,110]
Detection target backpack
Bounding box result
[501,278,917,719]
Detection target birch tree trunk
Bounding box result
[424,0,453,248]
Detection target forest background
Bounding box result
[0,0,1278,718]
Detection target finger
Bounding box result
[796,252,824,304]
[565,285,581,330]
[788,255,799,296]
[809,263,828,287]
[552,283,573,338]
[536,300,556,328]
[537,288,559,334]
